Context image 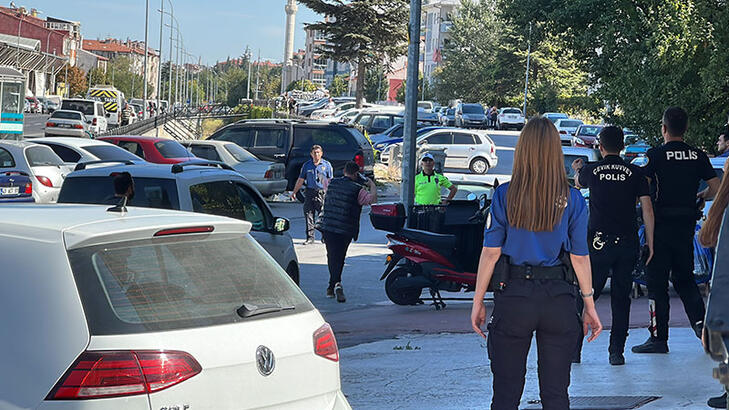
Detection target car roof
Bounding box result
[0,204,250,250]
[555,118,583,124]
[67,162,242,182]
[62,98,96,103]
[99,135,170,143]
[562,146,599,158]
[33,137,111,147]
[0,140,39,150]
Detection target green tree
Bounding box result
[104,56,154,99]
[329,74,349,97]
[299,0,409,108]
[500,0,729,149]
[364,68,388,103]
[286,79,318,92]
[224,67,249,107]
[88,67,106,88]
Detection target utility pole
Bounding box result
[167,3,173,107]
[523,22,532,118]
[246,46,252,100]
[402,0,422,222]
[143,0,150,119]
[156,0,163,136]
[255,49,261,100]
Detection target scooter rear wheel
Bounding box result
[385,267,422,306]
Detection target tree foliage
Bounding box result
[58,64,87,97]
[286,79,318,92]
[363,68,389,103]
[500,0,729,150]
[299,0,408,107]
[329,74,349,97]
[433,0,593,117]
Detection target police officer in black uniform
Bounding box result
[572,126,655,365]
[471,118,602,410]
[632,107,721,354]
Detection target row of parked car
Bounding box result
[1,125,354,407]
[24,96,61,114]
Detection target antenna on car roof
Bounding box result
[107,172,134,214]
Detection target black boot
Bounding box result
[609,353,625,366]
[707,392,727,409]
[631,337,669,354]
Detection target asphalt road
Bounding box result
[23,113,49,138]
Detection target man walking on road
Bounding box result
[572,126,655,365]
[291,145,333,245]
[316,161,377,302]
[632,107,720,354]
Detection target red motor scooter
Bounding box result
[370,194,491,309]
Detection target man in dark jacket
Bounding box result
[316,161,378,302]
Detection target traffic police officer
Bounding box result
[572,126,655,365]
[414,153,458,205]
[632,107,720,354]
[291,145,333,245]
[471,117,602,410]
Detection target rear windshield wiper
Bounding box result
[236,303,295,318]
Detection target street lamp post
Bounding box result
[143,0,150,119]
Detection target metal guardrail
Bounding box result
[97,112,173,137]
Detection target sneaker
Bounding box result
[708,392,727,408]
[609,353,625,366]
[631,337,669,354]
[334,282,346,303]
[326,287,334,298]
[303,238,315,245]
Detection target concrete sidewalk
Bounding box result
[340,328,722,409]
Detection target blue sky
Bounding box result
[24,1,319,64]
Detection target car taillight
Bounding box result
[490,144,495,154]
[73,124,84,129]
[559,130,567,134]
[92,117,97,126]
[46,350,201,400]
[313,323,339,362]
[24,182,32,194]
[354,153,364,170]
[45,122,55,127]
[154,226,214,236]
[36,176,53,187]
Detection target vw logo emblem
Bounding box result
[256,345,275,376]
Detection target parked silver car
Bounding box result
[0,205,350,409]
[33,137,144,165]
[0,140,73,203]
[554,119,585,145]
[44,110,92,138]
[417,128,499,174]
[180,140,287,197]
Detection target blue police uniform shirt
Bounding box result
[299,159,333,190]
[484,182,589,267]
[718,150,729,158]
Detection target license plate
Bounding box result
[0,187,19,195]
[58,124,71,128]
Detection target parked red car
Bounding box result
[97,136,196,164]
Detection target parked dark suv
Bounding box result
[208,119,375,190]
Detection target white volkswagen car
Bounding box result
[417,128,499,174]
[0,205,351,410]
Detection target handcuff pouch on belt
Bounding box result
[491,251,578,291]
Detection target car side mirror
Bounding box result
[106,113,111,118]
[273,217,290,233]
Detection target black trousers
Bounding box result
[647,218,705,341]
[322,230,353,288]
[303,188,324,240]
[487,279,581,410]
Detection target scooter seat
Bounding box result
[397,228,456,251]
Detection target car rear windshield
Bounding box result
[155,140,193,159]
[59,176,180,209]
[560,120,583,128]
[503,108,522,114]
[462,104,484,114]
[82,145,142,161]
[346,127,371,147]
[67,233,312,335]
[51,111,83,120]
[61,101,95,116]
[224,144,257,162]
[579,126,602,136]
[26,146,64,166]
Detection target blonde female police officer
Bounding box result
[471,117,602,410]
